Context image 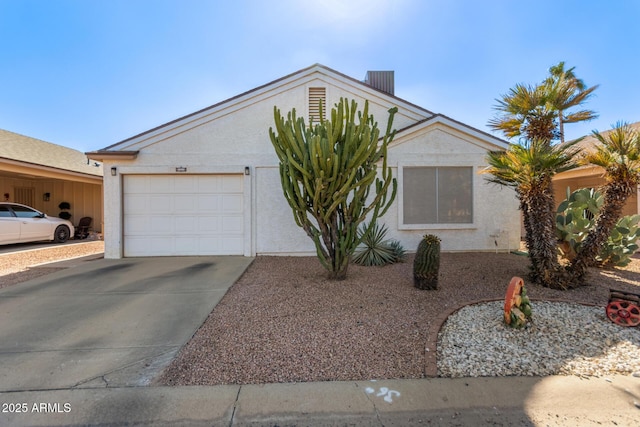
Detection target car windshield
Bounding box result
[11,205,42,218]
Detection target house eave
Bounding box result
[85,150,140,161]
[0,157,103,184]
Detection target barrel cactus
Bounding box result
[413,234,440,290]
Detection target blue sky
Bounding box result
[1,0,639,153]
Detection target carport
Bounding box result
[0,129,103,233]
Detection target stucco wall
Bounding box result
[99,68,519,258]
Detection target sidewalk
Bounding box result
[1,375,638,426]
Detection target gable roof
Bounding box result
[394,113,509,150]
[89,63,507,154]
[0,129,103,177]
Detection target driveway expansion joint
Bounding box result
[358,382,384,426]
[229,385,242,427]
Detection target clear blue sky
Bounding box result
[1,0,639,153]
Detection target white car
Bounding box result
[0,203,75,245]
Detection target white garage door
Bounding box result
[123,175,244,256]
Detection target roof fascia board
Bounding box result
[0,158,103,184]
[85,151,139,161]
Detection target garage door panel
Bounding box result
[197,175,222,191]
[175,237,201,254]
[221,237,243,252]
[123,175,245,256]
[221,176,243,192]
[221,194,243,213]
[198,217,221,233]
[126,236,169,256]
[222,216,243,232]
[124,194,148,213]
[198,195,221,211]
[173,194,197,213]
[147,176,174,193]
[148,195,170,213]
[174,217,198,233]
[124,216,149,234]
[125,176,149,193]
[173,176,198,193]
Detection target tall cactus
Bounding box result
[414,234,441,290]
[269,98,398,280]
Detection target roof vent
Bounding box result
[364,70,394,95]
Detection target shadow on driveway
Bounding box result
[0,256,253,391]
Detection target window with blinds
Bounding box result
[308,87,326,123]
[402,167,473,225]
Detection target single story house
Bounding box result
[87,64,520,258]
[553,121,640,216]
[0,129,103,232]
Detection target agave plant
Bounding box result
[352,221,405,266]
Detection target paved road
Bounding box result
[0,256,253,391]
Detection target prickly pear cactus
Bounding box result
[413,234,440,290]
[504,276,532,328]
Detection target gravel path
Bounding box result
[158,252,640,386]
[0,240,104,288]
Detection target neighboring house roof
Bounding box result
[571,120,640,153]
[555,121,640,179]
[88,63,508,155]
[0,129,103,177]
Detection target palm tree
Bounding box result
[544,62,599,143]
[488,83,559,143]
[483,139,578,288]
[569,122,640,282]
[490,62,598,145]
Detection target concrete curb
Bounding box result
[1,375,638,426]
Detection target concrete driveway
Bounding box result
[0,256,253,392]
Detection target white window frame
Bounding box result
[397,163,477,230]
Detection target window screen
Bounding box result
[403,167,472,224]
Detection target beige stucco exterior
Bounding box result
[89,64,520,258]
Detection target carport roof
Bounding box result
[0,129,103,177]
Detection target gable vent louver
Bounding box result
[309,87,326,124]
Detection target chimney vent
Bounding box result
[364,71,394,95]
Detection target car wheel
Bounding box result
[54,225,70,243]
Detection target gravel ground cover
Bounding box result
[0,240,104,289]
[438,301,640,377]
[158,252,640,386]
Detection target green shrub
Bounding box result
[556,187,640,266]
[598,214,640,267]
[555,188,601,261]
[352,221,405,266]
